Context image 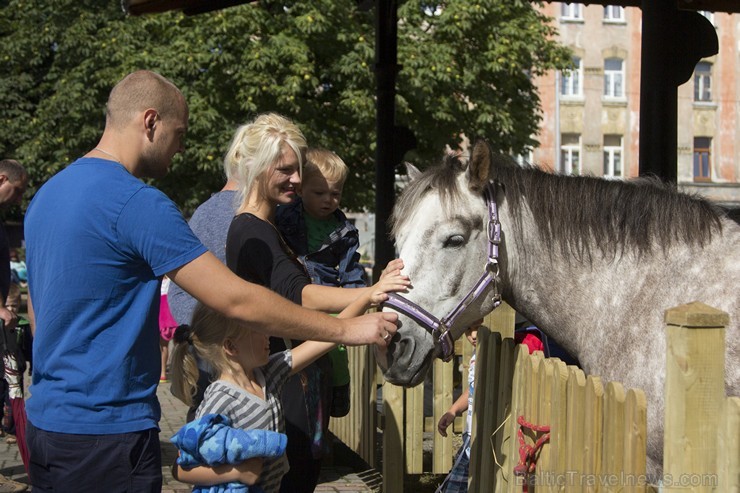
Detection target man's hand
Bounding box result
[340,311,398,347]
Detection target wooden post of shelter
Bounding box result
[663,302,728,493]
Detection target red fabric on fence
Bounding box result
[516,332,544,354]
[11,397,29,478]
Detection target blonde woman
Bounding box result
[224,113,408,493]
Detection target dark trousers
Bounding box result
[279,420,323,493]
[26,420,162,492]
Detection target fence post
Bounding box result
[469,326,498,493]
[717,397,740,492]
[405,383,424,474]
[383,379,405,493]
[432,357,453,474]
[664,301,728,493]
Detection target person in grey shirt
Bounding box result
[168,186,236,325]
[168,150,238,420]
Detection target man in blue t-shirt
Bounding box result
[24,70,398,492]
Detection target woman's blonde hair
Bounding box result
[224,113,307,210]
[170,303,248,407]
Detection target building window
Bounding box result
[694,62,712,102]
[604,58,625,99]
[603,135,623,178]
[693,137,712,181]
[561,3,582,21]
[561,56,583,97]
[603,6,625,22]
[561,134,581,175]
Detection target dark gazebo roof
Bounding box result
[123,0,740,16]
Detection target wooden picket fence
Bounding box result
[474,338,650,493]
[329,302,739,492]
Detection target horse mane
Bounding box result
[392,153,725,260]
[391,156,466,238]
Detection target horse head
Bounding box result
[378,140,740,481]
[378,141,507,387]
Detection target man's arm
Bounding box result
[168,252,397,347]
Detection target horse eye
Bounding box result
[443,234,465,248]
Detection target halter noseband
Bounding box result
[382,181,503,362]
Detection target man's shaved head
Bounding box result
[105,70,186,128]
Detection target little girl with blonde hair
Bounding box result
[170,263,407,493]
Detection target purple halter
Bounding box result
[382,181,503,362]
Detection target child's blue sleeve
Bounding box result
[171,414,287,493]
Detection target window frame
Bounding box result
[603,5,625,23]
[561,134,582,175]
[603,135,623,178]
[693,137,712,182]
[561,56,583,98]
[693,61,712,103]
[603,57,625,100]
[561,3,583,21]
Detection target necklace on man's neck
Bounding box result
[93,147,122,163]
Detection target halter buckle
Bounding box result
[486,258,500,278]
[434,325,455,362]
[487,219,501,245]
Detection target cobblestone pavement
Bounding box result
[0,382,379,492]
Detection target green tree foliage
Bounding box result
[0,0,570,216]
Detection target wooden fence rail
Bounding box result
[330,302,739,493]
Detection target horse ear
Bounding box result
[468,140,491,191]
[405,163,423,182]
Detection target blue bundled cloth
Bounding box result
[171,413,287,493]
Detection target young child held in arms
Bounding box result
[169,266,408,493]
[275,148,366,417]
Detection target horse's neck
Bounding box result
[499,204,739,358]
[498,204,658,356]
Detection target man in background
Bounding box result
[0,159,28,492]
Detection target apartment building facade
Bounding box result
[533,3,740,207]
